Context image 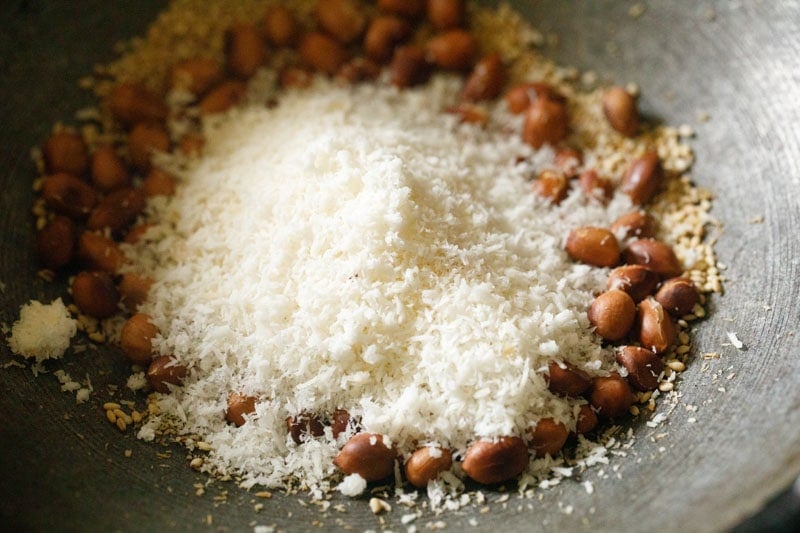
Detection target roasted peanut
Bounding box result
[37,215,76,270]
[264,6,298,47]
[77,231,126,273]
[547,361,591,397]
[390,45,432,88]
[588,289,636,341]
[534,169,568,204]
[44,131,89,176]
[287,413,325,444]
[637,297,677,353]
[602,86,639,137]
[87,187,146,234]
[128,122,170,172]
[299,32,350,75]
[331,409,352,438]
[461,436,529,485]
[90,145,130,192]
[170,58,224,96]
[427,0,465,30]
[225,24,266,79]
[578,169,613,201]
[655,277,700,317]
[317,0,366,44]
[199,81,247,114]
[380,0,424,17]
[179,133,205,157]
[107,82,167,126]
[607,264,660,302]
[506,82,563,114]
[142,168,177,197]
[147,355,187,393]
[336,57,381,84]
[575,404,598,434]
[118,272,153,311]
[527,418,569,458]
[553,147,583,177]
[565,226,620,267]
[610,210,656,241]
[462,53,506,102]
[623,238,683,278]
[426,29,477,71]
[334,433,396,481]
[42,173,98,220]
[621,151,663,205]
[364,15,412,63]
[120,313,158,365]
[404,446,452,488]
[448,102,489,125]
[123,224,152,245]
[226,393,258,426]
[589,373,634,418]
[523,96,569,149]
[615,345,664,391]
[71,271,119,318]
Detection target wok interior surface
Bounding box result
[1,1,798,530]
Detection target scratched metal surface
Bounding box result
[0,1,798,531]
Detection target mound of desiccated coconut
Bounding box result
[13,0,722,511]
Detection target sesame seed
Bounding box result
[659,382,674,393]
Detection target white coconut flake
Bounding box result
[726,331,744,349]
[337,473,367,497]
[7,298,76,363]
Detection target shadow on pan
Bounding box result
[1,1,798,531]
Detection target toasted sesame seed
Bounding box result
[629,405,640,416]
[667,360,686,372]
[116,417,127,431]
[196,441,212,451]
[190,457,204,470]
[131,410,143,423]
[659,382,674,393]
[106,409,117,424]
[103,402,121,411]
[676,345,691,355]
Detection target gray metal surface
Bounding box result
[1,1,798,531]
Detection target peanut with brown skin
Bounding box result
[553,147,583,177]
[390,45,432,88]
[621,151,663,205]
[120,313,158,366]
[77,231,126,274]
[527,418,569,458]
[71,271,119,318]
[87,187,146,234]
[317,0,366,44]
[655,277,700,317]
[610,210,656,241]
[287,413,325,444]
[147,355,187,393]
[425,29,477,71]
[90,145,130,192]
[37,216,76,271]
[226,393,258,426]
[44,131,89,176]
[534,169,568,204]
[42,173,98,220]
[575,404,598,434]
[118,272,152,312]
[506,82,563,114]
[461,437,529,485]
[589,373,634,418]
[623,238,683,278]
[128,122,170,172]
[199,81,247,114]
[334,433,396,481]
[607,264,660,303]
[225,24,266,79]
[579,169,613,202]
[336,58,381,84]
[180,133,205,157]
[279,66,314,90]
[565,227,620,268]
[637,297,677,353]
[264,6,298,47]
[547,361,591,397]
[427,0,465,30]
[142,168,177,197]
[616,345,664,391]
[331,409,352,438]
[462,53,507,102]
[379,0,425,18]
[123,224,152,245]
[588,289,637,341]
[107,83,167,127]
[448,102,489,126]
[523,96,569,149]
[171,58,223,96]
[364,16,412,63]
[299,32,351,75]
[602,86,639,137]
[404,447,453,488]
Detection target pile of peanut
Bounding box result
[32,0,706,492]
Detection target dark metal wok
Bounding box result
[1,1,798,530]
